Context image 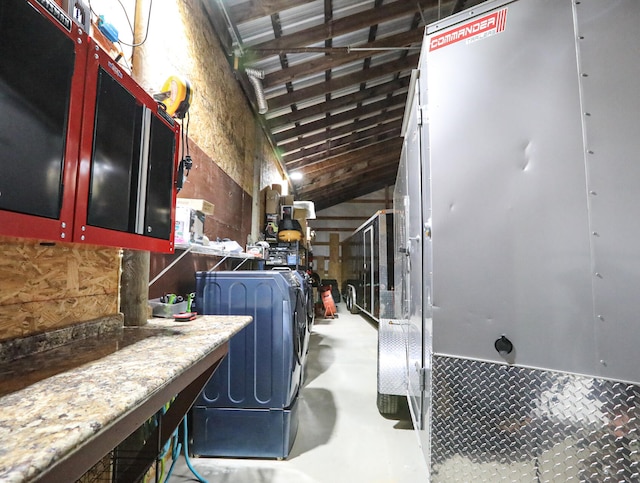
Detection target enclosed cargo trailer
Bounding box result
[395,0,640,480]
[341,211,406,414]
[341,210,394,320]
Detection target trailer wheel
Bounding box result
[349,299,359,314]
[346,289,359,314]
[377,392,409,419]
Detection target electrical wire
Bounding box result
[103,0,154,47]
[114,0,135,37]
[118,0,153,47]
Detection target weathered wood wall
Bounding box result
[177,141,253,244]
[0,237,120,342]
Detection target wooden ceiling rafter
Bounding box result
[261,28,423,87]
[286,130,401,172]
[277,107,404,156]
[248,1,422,60]
[273,92,406,143]
[291,137,403,177]
[268,53,418,110]
[298,142,397,185]
[203,0,487,209]
[302,162,399,198]
[302,165,399,209]
[283,121,402,167]
[229,0,316,24]
[312,180,395,210]
[267,76,410,128]
[297,152,399,192]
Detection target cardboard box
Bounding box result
[177,198,215,215]
[293,208,308,236]
[271,183,282,194]
[174,207,205,244]
[265,189,280,214]
[297,217,308,235]
[293,208,307,220]
[281,195,295,206]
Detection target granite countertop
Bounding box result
[0,315,252,483]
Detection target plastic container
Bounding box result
[149,298,188,318]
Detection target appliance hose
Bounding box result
[180,415,208,483]
[163,415,208,483]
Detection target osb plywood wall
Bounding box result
[0,238,120,342]
[133,0,283,197]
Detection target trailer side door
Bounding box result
[398,67,432,467]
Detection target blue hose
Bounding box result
[164,414,208,483]
[181,415,208,483]
[155,403,175,483]
[162,440,181,482]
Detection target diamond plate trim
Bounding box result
[379,290,395,318]
[432,356,640,482]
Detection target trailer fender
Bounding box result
[378,318,408,397]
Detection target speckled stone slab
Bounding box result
[0,315,251,483]
[0,315,124,364]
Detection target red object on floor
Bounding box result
[320,286,337,318]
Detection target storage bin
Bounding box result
[149,298,188,318]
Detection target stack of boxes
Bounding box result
[264,185,281,242]
[263,185,311,247]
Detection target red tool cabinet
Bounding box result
[0,0,179,253]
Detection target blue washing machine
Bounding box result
[292,270,314,370]
[191,270,307,459]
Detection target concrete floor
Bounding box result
[167,303,428,483]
